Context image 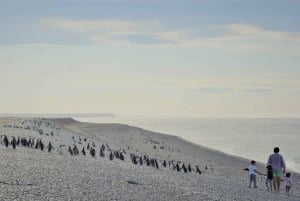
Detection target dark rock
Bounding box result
[127,180,139,185]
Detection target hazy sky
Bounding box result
[1,0,300,117]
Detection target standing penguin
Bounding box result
[47,142,53,153]
[35,139,40,149]
[120,152,125,161]
[16,137,20,146]
[81,147,86,155]
[176,163,181,172]
[155,160,159,169]
[90,148,95,157]
[195,166,202,175]
[188,164,192,172]
[40,140,44,151]
[182,163,187,173]
[109,152,114,160]
[139,157,143,165]
[68,146,73,155]
[100,148,105,157]
[11,137,16,149]
[3,135,9,147]
[163,160,167,167]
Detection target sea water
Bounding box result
[74,116,300,173]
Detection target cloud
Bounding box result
[179,76,300,95]
[196,87,234,94]
[227,24,300,42]
[41,18,300,52]
[44,18,159,33]
[43,18,166,46]
[243,88,273,93]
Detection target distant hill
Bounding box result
[0,113,116,118]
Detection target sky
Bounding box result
[1,0,300,117]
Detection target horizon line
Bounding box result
[0,113,300,119]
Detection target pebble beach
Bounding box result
[1,117,299,201]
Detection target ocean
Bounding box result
[74,116,300,173]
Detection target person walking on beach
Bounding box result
[244,160,261,188]
[284,172,293,195]
[265,164,273,191]
[267,147,286,192]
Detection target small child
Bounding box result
[244,160,261,188]
[284,172,293,194]
[265,164,273,191]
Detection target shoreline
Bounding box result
[74,116,300,174]
[176,135,300,175]
[68,118,300,177]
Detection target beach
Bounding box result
[0,117,299,200]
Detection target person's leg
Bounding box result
[273,177,277,192]
[254,175,257,188]
[249,175,254,187]
[265,178,269,190]
[276,177,281,192]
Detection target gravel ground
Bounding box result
[0,117,299,201]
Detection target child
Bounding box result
[244,160,261,188]
[284,172,293,194]
[265,164,273,191]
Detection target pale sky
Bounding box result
[1,0,300,117]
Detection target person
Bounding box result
[265,164,273,191]
[284,172,293,194]
[244,160,261,188]
[267,147,286,192]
